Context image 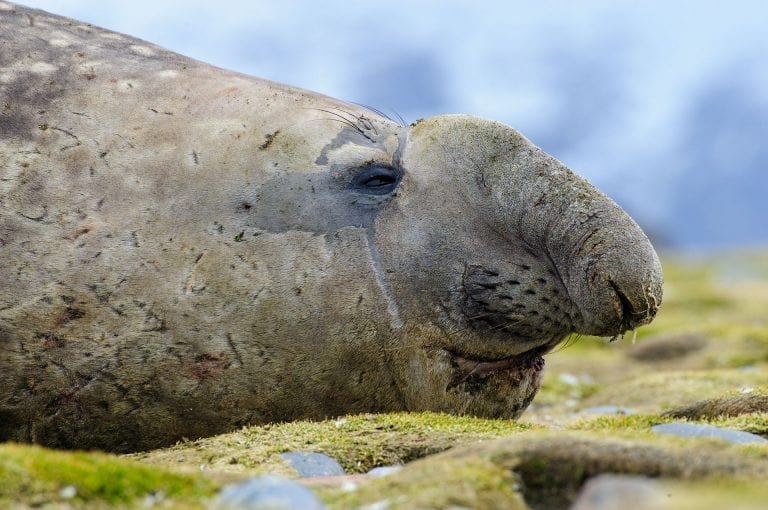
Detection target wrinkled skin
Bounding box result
[0,3,662,452]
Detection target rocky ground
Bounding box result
[2,252,767,509]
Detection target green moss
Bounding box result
[708,413,768,437]
[0,443,216,507]
[132,412,536,476]
[566,414,669,433]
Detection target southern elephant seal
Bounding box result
[0,3,662,452]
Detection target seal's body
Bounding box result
[0,3,662,451]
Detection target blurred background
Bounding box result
[22,1,768,253]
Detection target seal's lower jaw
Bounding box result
[444,346,547,419]
[448,347,546,391]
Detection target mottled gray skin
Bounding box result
[0,3,662,452]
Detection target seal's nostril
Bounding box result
[608,280,658,332]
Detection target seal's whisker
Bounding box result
[308,117,358,131]
[302,114,357,131]
[391,108,406,126]
[312,107,360,127]
[312,109,360,131]
[329,106,368,130]
[553,334,581,352]
[487,318,526,332]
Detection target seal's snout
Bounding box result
[560,203,664,338]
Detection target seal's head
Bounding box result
[337,114,662,417]
[266,109,662,419]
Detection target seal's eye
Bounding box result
[350,165,401,195]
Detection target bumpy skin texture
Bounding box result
[0,3,662,452]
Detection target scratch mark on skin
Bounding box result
[365,229,403,329]
[115,134,135,149]
[184,252,206,294]
[18,205,48,221]
[50,127,82,151]
[226,333,244,367]
[148,108,173,116]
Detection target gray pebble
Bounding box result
[368,465,402,477]
[652,422,768,444]
[212,475,326,510]
[570,474,664,510]
[280,451,346,477]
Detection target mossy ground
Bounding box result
[2,252,767,508]
[0,443,216,508]
[128,412,535,477]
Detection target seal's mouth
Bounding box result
[447,345,547,390]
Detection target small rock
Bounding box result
[360,500,390,510]
[570,474,664,510]
[559,373,580,386]
[59,485,77,499]
[580,405,635,415]
[280,451,345,477]
[340,480,359,492]
[368,465,402,477]
[212,476,326,510]
[652,422,768,444]
[142,491,165,507]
